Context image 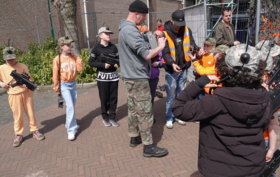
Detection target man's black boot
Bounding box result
[143,144,168,157]
[130,136,142,147]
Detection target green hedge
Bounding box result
[0,37,97,86]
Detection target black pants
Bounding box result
[97,81,118,121]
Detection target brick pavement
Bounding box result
[0,88,89,127]
[0,69,280,177]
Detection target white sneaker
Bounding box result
[166,121,173,129]
[68,133,76,141]
[174,118,186,125]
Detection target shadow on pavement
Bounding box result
[22,94,167,145]
[76,103,129,138]
[23,113,66,141]
[151,97,167,146]
[190,171,204,177]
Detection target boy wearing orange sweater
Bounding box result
[52,36,83,141]
[0,47,45,147]
[189,38,228,96]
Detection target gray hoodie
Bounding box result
[118,19,150,80]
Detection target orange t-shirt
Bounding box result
[137,25,149,33]
[199,54,215,68]
[193,54,218,94]
[52,55,83,92]
[0,63,32,95]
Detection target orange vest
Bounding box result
[162,27,191,64]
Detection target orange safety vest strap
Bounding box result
[162,31,176,64]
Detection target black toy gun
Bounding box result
[9,70,37,91]
[58,95,64,108]
[189,45,202,60]
[268,62,280,113]
[260,148,280,177]
[100,54,119,66]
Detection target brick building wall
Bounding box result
[0,0,60,50]
[0,0,182,50]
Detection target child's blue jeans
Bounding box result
[61,80,78,134]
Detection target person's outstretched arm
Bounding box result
[172,75,225,122]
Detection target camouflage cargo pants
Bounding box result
[124,80,153,145]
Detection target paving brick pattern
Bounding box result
[0,89,89,127]
[0,69,280,177]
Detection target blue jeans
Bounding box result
[165,69,187,122]
[198,90,206,100]
[61,80,78,134]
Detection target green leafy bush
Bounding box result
[0,37,97,85]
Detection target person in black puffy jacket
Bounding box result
[172,45,272,177]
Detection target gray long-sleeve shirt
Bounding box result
[118,19,150,80]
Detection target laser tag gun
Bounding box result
[268,62,280,113]
[58,95,64,108]
[100,53,119,66]
[155,91,163,98]
[142,31,159,63]
[142,31,158,49]
[260,148,280,177]
[9,70,37,91]
[189,45,202,60]
[158,84,166,91]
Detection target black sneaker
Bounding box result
[130,135,142,147]
[143,144,168,157]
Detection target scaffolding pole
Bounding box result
[235,0,239,35]
[204,0,207,38]
[255,0,261,44]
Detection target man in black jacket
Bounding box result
[172,44,272,177]
[162,10,203,129]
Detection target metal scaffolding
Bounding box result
[183,0,249,44]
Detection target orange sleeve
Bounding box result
[76,57,83,72]
[193,61,216,76]
[264,129,269,140]
[0,65,3,82]
[52,56,59,92]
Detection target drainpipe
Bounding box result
[47,0,54,38]
[83,0,90,49]
[147,0,150,30]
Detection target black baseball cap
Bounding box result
[171,10,185,26]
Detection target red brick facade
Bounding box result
[0,0,182,50]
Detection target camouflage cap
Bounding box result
[58,36,74,46]
[210,45,229,54]
[97,27,113,37]
[3,47,16,60]
[255,40,280,57]
[257,50,273,71]
[204,38,216,46]
[225,44,260,76]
